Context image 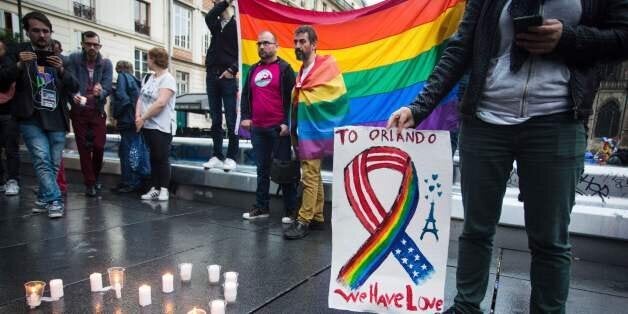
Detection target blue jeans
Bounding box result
[207,74,238,160]
[20,123,66,203]
[118,129,143,189]
[251,126,297,213]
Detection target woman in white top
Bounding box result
[135,47,177,201]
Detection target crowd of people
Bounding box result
[0,0,627,313]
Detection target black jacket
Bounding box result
[0,42,79,131]
[205,1,238,75]
[408,0,628,123]
[240,57,296,126]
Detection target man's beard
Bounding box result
[295,49,308,61]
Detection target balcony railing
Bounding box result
[135,21,150,36]
[73,2,95,21]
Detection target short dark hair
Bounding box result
[294,25,317,45]
[81,31,99,43]
[148,47,169,69]
[22,11,52,32]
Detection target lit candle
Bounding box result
[114,282,122,299]
[90,273,103,292]
[49,279,64,300]
[187,307,207,314]
[207,265,220,283]
[162,273,174,293]
[24,281,45,309]
[224,271,238,284]
[139,285,151,307]
[209,300,225,314]
[179,263,193,282]
[224,281,237,303]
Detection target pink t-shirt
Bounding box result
[251,62,284,128]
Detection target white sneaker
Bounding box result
[5,179,19,196]
[203,157,224,169]
[158,188,169,201]
[222,158,237,172]
[141,187,160,200]
[281,216,295,224]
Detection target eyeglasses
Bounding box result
[83,42,102,48]
[256,41,276,47]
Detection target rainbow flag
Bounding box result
[239,0,465,150]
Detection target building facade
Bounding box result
[588,61,628,149]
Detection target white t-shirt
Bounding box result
[139,72,177,135]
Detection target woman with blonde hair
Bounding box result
[135,47,177,201]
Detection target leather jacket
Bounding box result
[408,0,628,123]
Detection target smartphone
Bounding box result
[513,15,543,33]
[34,50,54,67]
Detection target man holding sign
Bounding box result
[388,0,628,313]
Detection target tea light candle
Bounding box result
[24,281,45,309]
[209,300,225,314]
[224,281,237,303]
[180,263,193,282]
[90,273,103,292]
[224,271,238,284]
[187,307,207,314]
[114,283,122,299]
[50,279,64,300]
[139,285,151,307]
[162,273,174,293]
[207,265,220,283]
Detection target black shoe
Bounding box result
[85,185,97,197]
[95,182,103,190]
[441,307,457,314]
[284,220,310,240]
[242,207,270,220]
[310,220,325,230]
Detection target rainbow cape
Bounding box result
[239,0,465,155]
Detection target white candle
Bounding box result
[224,281,237,303]
[224,271,238,284]
[187,307,207,314]
[138,285,151,307]
[90,273,103,292]
[180,263,193,282]
[162,273,174,293]
[209,300,225,314]
[49,279,64,300]
[27,291,41,308]
[207,265,220,283]
[114,283,122,299]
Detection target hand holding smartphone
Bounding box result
[513,15,543,33]
[34,50,54,67]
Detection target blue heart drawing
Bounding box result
[438,192,443,197]
[437,183,441,188]
[429,185,435,192]
[424,179,428,183]
[432,174,438,180]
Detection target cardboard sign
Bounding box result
[329,126,453,314]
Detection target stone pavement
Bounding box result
[0,176,626,313]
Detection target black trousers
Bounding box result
[142,128,173,189]
[0,114,20,182]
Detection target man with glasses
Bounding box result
[240,31,297,223]
[202,0,239,172]
[66,31,113,197]
[0,11,78,218]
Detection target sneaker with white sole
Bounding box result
[281,216,295,224]
[222,158,237,172]
[158,188,169,201]
[141,187,160,200]
[32,200,48,213]
[5,179,20,196]
[242,207,269,220]
[47,201,64,218]
[203,157,224,169]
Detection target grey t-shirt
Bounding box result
[139,72,177,135]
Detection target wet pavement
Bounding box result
[0,175,627,314]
